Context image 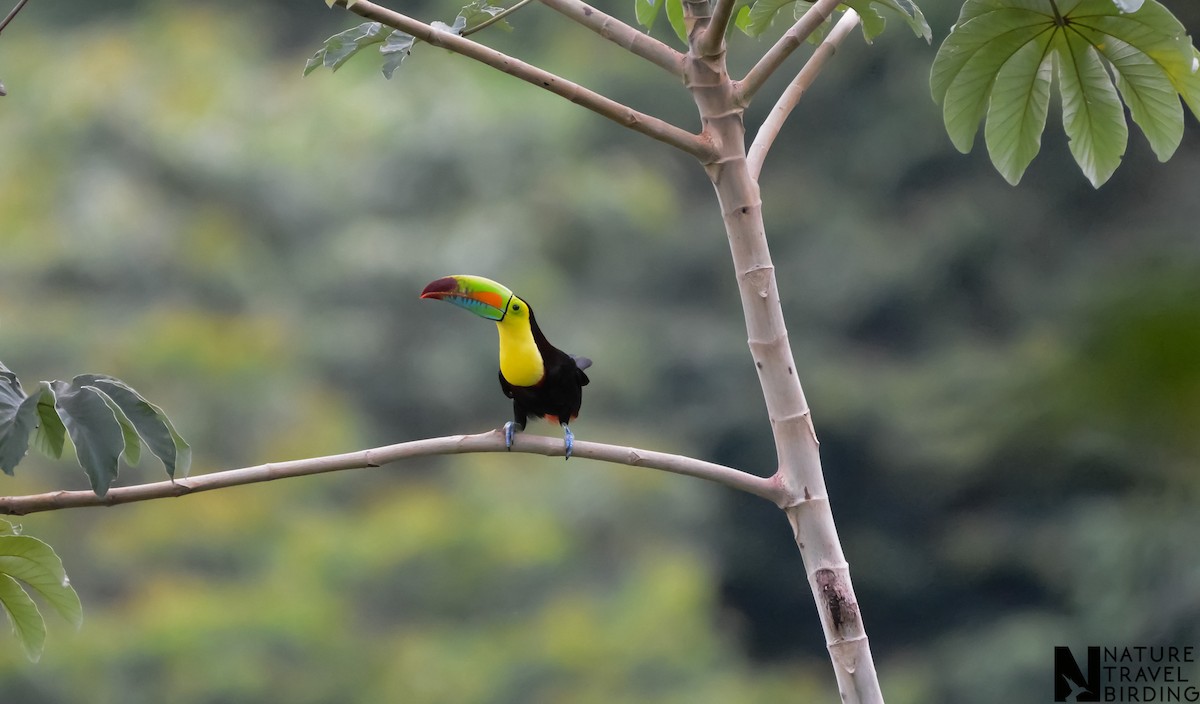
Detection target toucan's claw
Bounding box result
[562,425,574,460]
[503,421,517,450]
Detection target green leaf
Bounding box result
[1070,1,1199,119]
[985,31,1053,183]
[845,0,931,42]
[0,534,81,662]
[0,365,185,488]
[856,4,887,42]
[1087,33,1183,160]
[0,369,34,476]
[1172,47,1200,118]
[458,0,512,32]
[736,0,800,37]
[735,0,928,41]
[303,22,391,76]
[72,375,191,480]
[1057,29,1128,186]
[431,16,468,35]
[0,535,82,629]
[305,21,420,80]
[666,0,688,44]
[381,31,416,79]
[0,574,44,662]
[939,12,1051,152]
[51,381,125,496]
[32,385,65,460]
[0,521,17,537]
[931,0,1198,186]
[0,391,44,476]
[635,0,665,32]
[89,387,141,467]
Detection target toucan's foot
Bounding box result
[503,421,517,450]
[562,425,574,460]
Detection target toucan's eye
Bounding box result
[512,303,521,312]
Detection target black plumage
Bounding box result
[498,308,591,433]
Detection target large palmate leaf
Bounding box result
[0,521,82,662]
[932,0,1200,186]
[733,0,929,43]
[0,362,189,496]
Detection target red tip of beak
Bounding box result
[421,277,458,299]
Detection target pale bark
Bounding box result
[680,2,884,701]
[0,431,782,516]
[695,0,737,57]
[748,9,861,179]
[736,0,843,105]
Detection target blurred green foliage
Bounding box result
[0,0,1198,702]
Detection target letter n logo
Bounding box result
[1054,646,1100,702]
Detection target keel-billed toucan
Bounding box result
[421,275,592,458]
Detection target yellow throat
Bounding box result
[496,296,544,387]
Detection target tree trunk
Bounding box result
[683,25,885,704]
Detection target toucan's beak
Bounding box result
[421,275,514,322]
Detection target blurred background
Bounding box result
[1,0,1199,701]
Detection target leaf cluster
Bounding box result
[932,0,1200,186]
[0,520,80,663]
[730,0,930,44]
[0,362,189,497]
[305,1,512,79]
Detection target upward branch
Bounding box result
[747,9,860,179]
[736,0,843,106]
[334,0,715,160]
[537,0,685,76]
[695,0,737,58]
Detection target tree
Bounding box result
[0,0,1196,701]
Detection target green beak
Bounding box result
[420,275,514,322]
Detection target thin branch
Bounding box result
[0,431,786,516]
[335,0,715,161]
[695,0,737,58]
[747,9,859,180]
[462,0,535,37]
[0,0,31,36]
[735,0,842,106]
[537,0,684,77]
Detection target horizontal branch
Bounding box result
[537,0,684,77]
[336,0,715,161]
[0,430,786,515]
[747,9,859,180]
[735,0,842,106]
